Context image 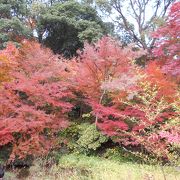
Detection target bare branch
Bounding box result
[103,0,175,51]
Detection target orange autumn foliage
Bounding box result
[0,41,73,161]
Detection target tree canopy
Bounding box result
[35,1,109,57]
[0,0,31,49]
[96,0,175,51]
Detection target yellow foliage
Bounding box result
[0,43,18,85]
[0,55,12,84]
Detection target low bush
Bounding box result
[59,123,108,155]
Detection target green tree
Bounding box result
[0,0,31,48]
[36,1,109,57]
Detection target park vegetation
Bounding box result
[0,0,179,179]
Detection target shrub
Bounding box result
[76,124,108,154]
[59,123,108,155]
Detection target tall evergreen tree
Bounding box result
[0,0,31,48]
[35,1,109,57]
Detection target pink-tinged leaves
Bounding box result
[73,36,142,100]
[152,1,180,80]
[159,131,180,144]
[73,36,179,160]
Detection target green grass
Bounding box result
[8,154,177,180]
[57,154,180,180]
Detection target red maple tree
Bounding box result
[153,1,180,79]
[73,37,143,125]
[0,41,73,161]
[73,37,179,161]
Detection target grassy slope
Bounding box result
[5,154,179,180]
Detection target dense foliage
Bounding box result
[0,0,111,56]
[0,41,73,161]
[0,0,179,166]
[0,0,31,48]
[30,1,109,57]
[72,36,179,162]
[153,1,180,79]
